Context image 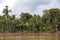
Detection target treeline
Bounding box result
[0,6,60,33]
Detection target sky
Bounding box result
[0,0,60,17]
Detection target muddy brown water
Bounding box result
[0,32,59,40]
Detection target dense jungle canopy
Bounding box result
[0,6,60,33]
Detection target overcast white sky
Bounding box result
[0,0,60,16]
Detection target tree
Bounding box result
[27,14,41,32]
[20,12,32,23]
[2,6,12,32]
[3,6,11,20]
[43,8,60,32]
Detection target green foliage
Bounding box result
[0,6,60,33]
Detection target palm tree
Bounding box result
[3,6,11,20]
[2,6,12,32]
